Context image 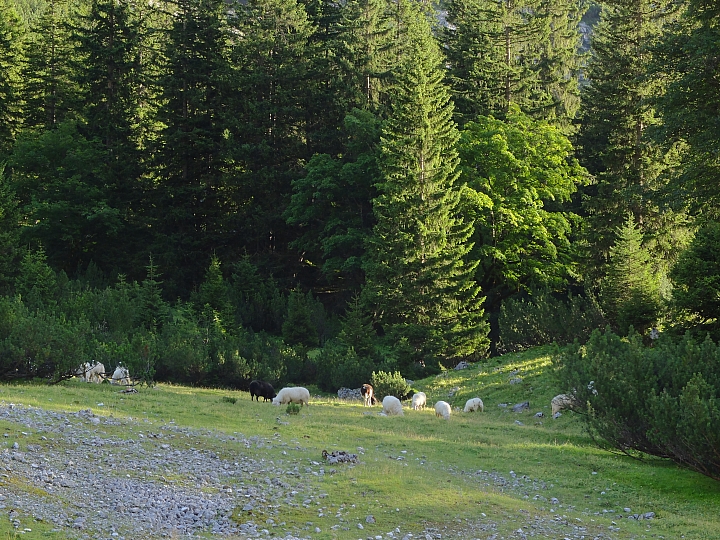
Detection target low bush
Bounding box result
[555,328,720,480]
[371,370,411,401]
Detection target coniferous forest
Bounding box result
[0,0,719,399]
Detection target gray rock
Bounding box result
[512,401,530,412]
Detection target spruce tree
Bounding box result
[21,0,77,130]
[443,0,582,129]
[72,0,143,172]
[654,0,720,215]
[151,0,233,294]
[0,0,25,156]
[362,0,488,366]
[0,165,20,291]
[577,0,683,283]
[229,0,314,259]
[600,214,662,335]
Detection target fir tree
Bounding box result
[362,0,488,365]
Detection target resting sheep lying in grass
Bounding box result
[272,387,310,407]
[411,391,426,410]
[381,395,404,416]
[435,400,451,420]
[551,393,580,417]
[463,397,484,413]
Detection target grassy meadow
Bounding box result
[1,346,720,539]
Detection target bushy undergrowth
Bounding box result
[555,328,720,480]
[371,370,411,401]
[499,290,606,353]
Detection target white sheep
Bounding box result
[435,400,451,420]
[551,393,579,417]
[75,362,91,382]
[381,395,404,416]
[411,391,426,410]
[272,387,310,407]
[111,365,131,385]
[463,397,484,413]
[85,362,106,383]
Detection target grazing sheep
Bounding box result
[435,400,451,420]
[551,393,579,417]
[249,380,276,402]
[381,395,404,416]
[411,391,427,410]
[111,365,131,385]
[361,383,377,406]
[272,387,310,407]
[463,397,484,413]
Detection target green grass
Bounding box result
[1,346,719,539]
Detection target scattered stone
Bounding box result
[512,401,530,412]
[366,515,376,523]
[337,388,362,400]
[509,378,523,385]
[321,450,359,464]
[454,361,470,370]
[534,412,544,418]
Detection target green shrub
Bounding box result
[371,370,411,401]
[286,402,301,415]
[555,329,720,480]
[222,396,237,404]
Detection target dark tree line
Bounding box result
[0,0,719,393]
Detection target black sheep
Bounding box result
[249,380,276,402]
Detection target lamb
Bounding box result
[435,400,451,420]
[272,386,310,407]
[551,393,580,417]
[111,365,131,385]
[463,397,484,413]
[411,391,426,410]
[249,380,276,402]
[360,384,377,406]
[381,395,404,416]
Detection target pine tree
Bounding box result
[0,0,25,156]
[577,0,682,283]
[21,0,77,130]
[362,0,488,365]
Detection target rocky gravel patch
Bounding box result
[1,402,629,539]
